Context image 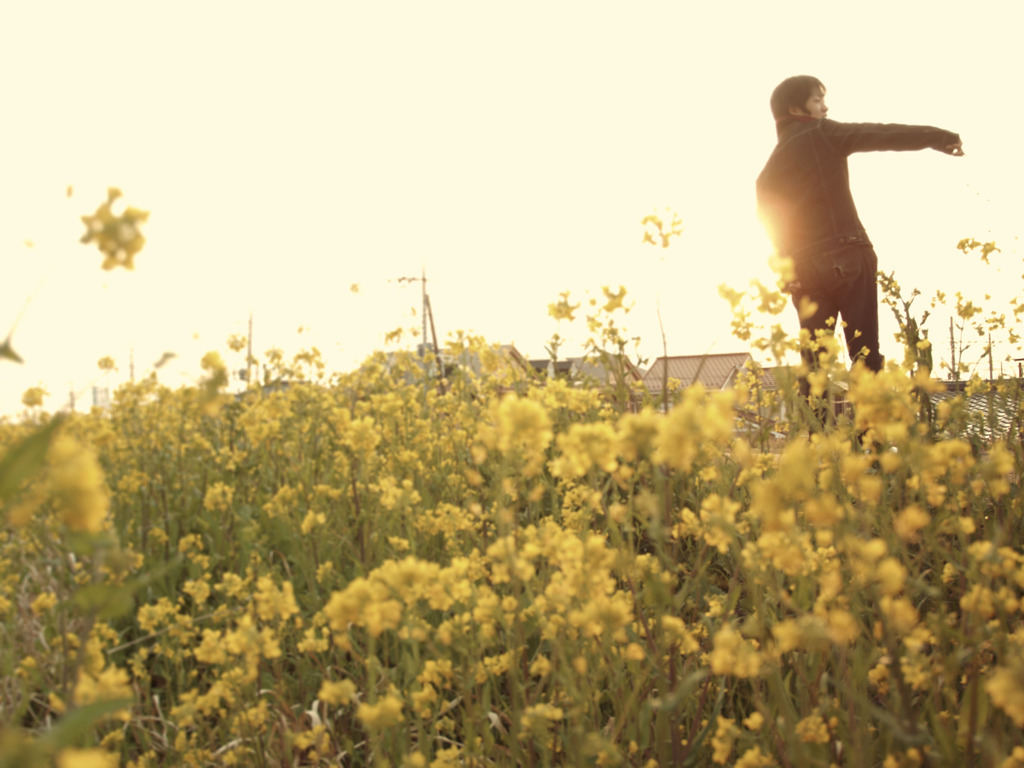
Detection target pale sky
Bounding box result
[2,1,1022,415]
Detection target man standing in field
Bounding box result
[756,75,962,419]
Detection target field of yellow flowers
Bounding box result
[2,321,1023,767]
[2,198,1023,767]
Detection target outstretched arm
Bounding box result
[822,119,962,156]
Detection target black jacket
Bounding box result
[756,117,960,258]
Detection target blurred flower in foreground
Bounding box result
[199,351,228,415]
[57,747,119,768]
[548,291,579,322]
[48,434,110,533]
[21,386,47,408]
[80,187,149,270]
[641,209,683,248]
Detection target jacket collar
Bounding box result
[775,114,820,138]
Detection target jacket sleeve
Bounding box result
[820,119,960,156]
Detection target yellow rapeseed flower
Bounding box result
[660,615,700,654]
[616,408,660,463]
[893,504,931,542]
[182,579,211,606]
[202,482,234,512]
[568,591,633,640]
[520,702,564,732]
[986,662,1024,727]
[301,510,327,534]
[876,557,908,596]
[177,533,204,555]
[324,577,403,637]
[548,291,580,321]
[30,591,58,615]
[74,664,132,710]
[794,712,830,744]
[318,678,357,706]
[826,609,860,645]
[742,711,764,731]
[653,385,734,473]
[880,597,919,635]
[262,484,301,519]
[344,416,381,458]
[57,748,120,768]
[711,716,738,764]
[734,746,774,768]
[216,572,248,599]
[297,626,330,654]
[48,435,110,533]
[487,393,553,478]
[551,422,619,478]
[960,584,996,619]
[981,442,1015,498]
[22,386,48,408]
[709,625,762,678]
[194,629,228,665]
[254,577,299,623]
[79,187,148,270]
[772,615,828,654]
[700,494,741,554]
[356,693,404,731]
[602,285,628,313]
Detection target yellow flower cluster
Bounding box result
[3,320,1024,767]
[79,187,148,271]
[47,434,110,533]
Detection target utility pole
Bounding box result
[396,270,440,361]
[396,270,444,395]
[421,267,427,359]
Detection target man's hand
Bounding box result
[940,141,964,156]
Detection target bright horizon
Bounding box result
[2,2,1022,416]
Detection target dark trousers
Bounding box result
[791,244,883,425]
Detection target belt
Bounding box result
[788,231,871,257]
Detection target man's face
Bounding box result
[792,88,828,119]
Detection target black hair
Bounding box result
[769,75,825,120]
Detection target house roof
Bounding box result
[528,359,574,375]
[449,343,531,377]
[643,353,754,392]
[750,365,780,390]
[932,383,1022,443]
[528,356,645,385]
[570,356,644,384]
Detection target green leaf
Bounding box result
[652,668,708,711]
[37,698,134,751]
[72,583,136,620]
[64,529,120,557]
[0,416,64,505]
[0,727,46,768]
[0,336,23,364]
[70,557,178,620]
